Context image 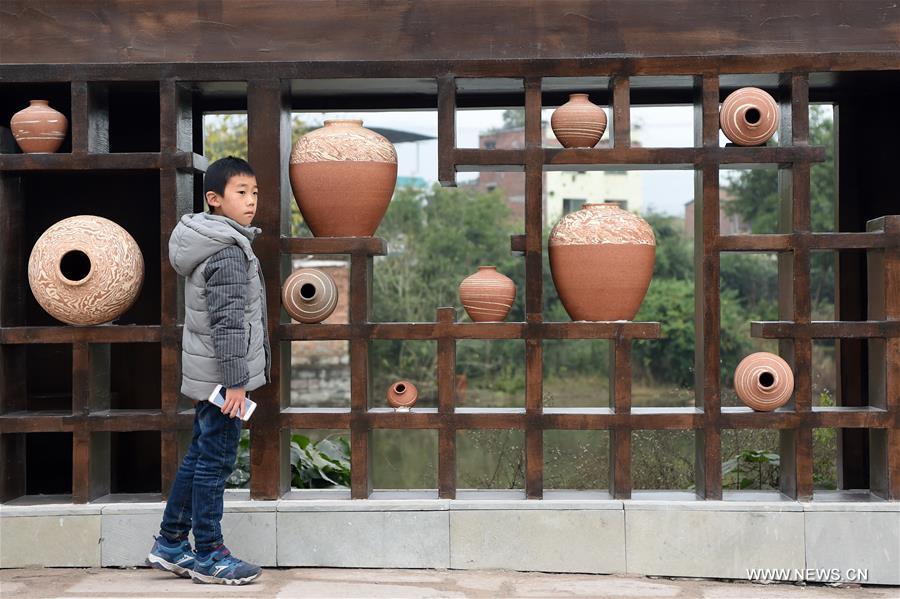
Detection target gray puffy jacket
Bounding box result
[168,213,271,401]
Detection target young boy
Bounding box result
[146,156,271,585]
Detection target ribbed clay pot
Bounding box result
[550,93,607,148]
[11,99,68,153]
[282,268,338,324]
[289,119,397,237]
[459,266,516,322]
[28,216,144,325]
[719,87,780,146]
[387,380,418,409]
[549,203,655,321]
[734,352,794,411]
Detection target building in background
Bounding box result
[683,189,749,237]
[471,122,644,227]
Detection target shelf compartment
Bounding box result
[281,321,661,341]
[751,320,900,339]
[281,236,387,256]
[0,325,161,344]
[0,151,206,172]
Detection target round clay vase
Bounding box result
[289,119,398,237]
[11,99,68,153]
[549,203,656,321]
[734,352,794,412]
[719,87,780,146]
[458,266,516,322]
[282,268,339,324]
[550,93,607,148]
[28,216,144,325]
[387,380,418,409]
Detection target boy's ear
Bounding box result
[206,191,221,209]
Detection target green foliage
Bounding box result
[291,434,351,488]
[227,430,351,489]
[633,278,751,388]
[722,449,780,490]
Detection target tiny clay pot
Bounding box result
[550,93,607,148]
[733,352,794,411]
[11,99,68,153]
[719,87,779,146]
[458,266,516,322]
[387,380,418,409]
[282,268,339,324]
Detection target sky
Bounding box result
[291,106,697,216]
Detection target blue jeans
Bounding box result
[159,399,243,554]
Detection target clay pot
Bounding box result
[28,216,144,325]
[282,268,338,324]
[550,93,607,148]
[734,352,794,411]
[459,266,516,322]
[549,203,655,321]
[11,99,68,153]
[719,87,780,146]
[387,380,418,409]
[289,119,397,237]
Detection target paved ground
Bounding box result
[0,567,895,598]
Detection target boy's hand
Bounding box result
[222,386,246,419]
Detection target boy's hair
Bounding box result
[204,156,255,212]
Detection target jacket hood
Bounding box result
[168,212,262,277]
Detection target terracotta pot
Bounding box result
[459,266,516,322]
[550,93,607,148]
[28,216,144,325]
[387,380,418,409]
[734,352,794,411]
[549,203,655,321]
[11,99,68,153]
[282,268,338,324]
[719,87,779,146]
[289,119,397,237]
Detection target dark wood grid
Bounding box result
[1,60,898,503]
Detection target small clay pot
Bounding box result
[282,268,338,324]
[11,99,68,153]
[387,380,418,409]
[459,266,516,322]
[734,352,794,411]
[719,87,779,146]
[28,216,144,325]
[550,93,607,148]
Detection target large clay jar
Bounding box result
[11,99,68,153]
[28,216,144,325]
[719,87,780,146]
[549,203,655,321]
[387,380,418,410]
[289,119,397,237]
[459,266,516,322]
[734,352,794,411]
[282,268,338,324]
[550,93,607,148]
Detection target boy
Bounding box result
[146,156,271,585]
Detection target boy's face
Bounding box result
[207,174,258,226]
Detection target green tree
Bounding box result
[723,106,835,312]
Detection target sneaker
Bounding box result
[146,534,195,578]
[190,544,261,585]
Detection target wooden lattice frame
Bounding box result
[0,59,897,504]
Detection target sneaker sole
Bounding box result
[146,553,193,578]
[189,569,261,585]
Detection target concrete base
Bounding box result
[1,492,898,584]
